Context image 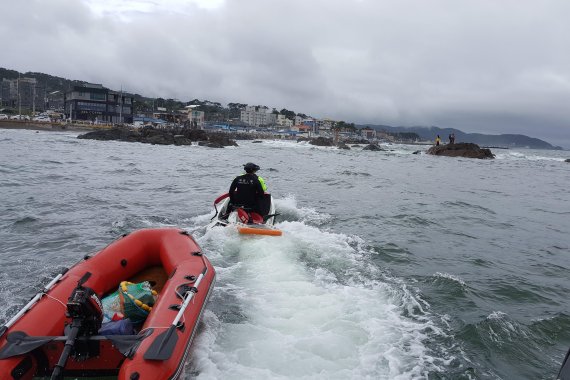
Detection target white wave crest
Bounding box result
[434,272,466,287]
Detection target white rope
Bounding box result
[44,293,67,309]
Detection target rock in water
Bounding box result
[426,143,495,159]
[362,144,383,151]
[309,137,333,146]
[77,126,237,147]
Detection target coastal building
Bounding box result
[152,111,184,124]
[240,106,277,127]
[47,91,64,111]
[133,116,166,127]
[301,118,319,135]
[291,124,311,137]
[187,109,205,129]
[360,126,377,140]
[1,77,45,111]
[317,119,334,131]
[376,131,394,141]
[64,83,134,123]
[0,79,15,107]
[276,114,293,128]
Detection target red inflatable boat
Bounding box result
[0,228,216,379]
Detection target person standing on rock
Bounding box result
[435,135,441,146]
[228,163,267,214]
[449,133,455,144]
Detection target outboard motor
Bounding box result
[51,272,102,380]
[66,278,103,337]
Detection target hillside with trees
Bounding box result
[360,125,561,150]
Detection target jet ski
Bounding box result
[208,193,282,236]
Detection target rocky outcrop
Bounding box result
[565,158,570,162]
[362,143,384,151]
[198,141,224,148]
[309,137,333,146]
[207,132,238,147]
[77,126,238,147]
[173,135,192,145]
[426,143,495,159]
[77,127,139,142]
[337,142,351,150]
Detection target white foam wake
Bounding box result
[185,201,444,379]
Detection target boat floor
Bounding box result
[127,265,169,294]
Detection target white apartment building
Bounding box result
[240,106,277,127]
[276,114,293,128]
[317,119,334,131]
[188,110,205,129]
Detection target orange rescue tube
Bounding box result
[237,226,283,236]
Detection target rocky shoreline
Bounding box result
[75,127,498,159]
[8,123,565,160]
[77,126,239,148]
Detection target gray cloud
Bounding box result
[1,0,569,146]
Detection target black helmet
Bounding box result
[243,162,260,173]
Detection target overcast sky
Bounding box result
[2,0,569,147]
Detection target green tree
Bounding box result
[280,109,296,120]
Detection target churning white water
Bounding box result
[186,198,444,379]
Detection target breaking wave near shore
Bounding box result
[184,196,460,379]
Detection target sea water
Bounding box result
[0,129,568,379]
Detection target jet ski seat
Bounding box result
[257,194,272,217]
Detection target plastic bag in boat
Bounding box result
[99,318,135,335]
[119,281,157,324]
[101,291,122,323]
[102,281,157,324]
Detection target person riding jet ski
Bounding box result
[228,163,267,216]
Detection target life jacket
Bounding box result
[229,173,264,208]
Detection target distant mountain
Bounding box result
[360,125,562,150]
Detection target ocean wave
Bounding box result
[273,195,332,226]
[529,313,570,343]
[110,215,177,234]
[12,216,38,226]
[433,272,467,287]
[389,214,438,227]
[339,170,372,177]
[371,243,414,264]
[442,201,497,215]
[107,167,143,175]
[495,151,567,162]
